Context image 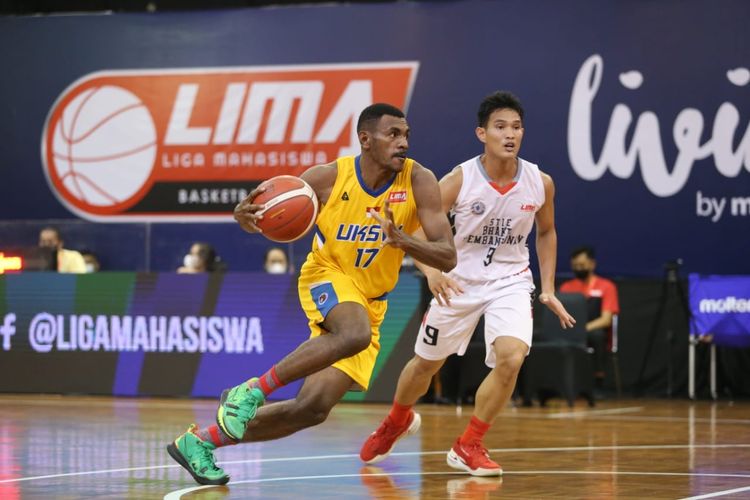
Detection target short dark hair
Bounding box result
[477,91,524,128]
[193,242,220,272]
[570,245,596,260]
[356,103,405,132]
[40,226,62,239]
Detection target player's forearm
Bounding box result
[587,314,613,332]
[536,228,558,295]
[401,236,456,273]
[413,258,445,284]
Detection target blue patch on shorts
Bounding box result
[310,282,338,318]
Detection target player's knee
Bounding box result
[296,400,331,427]
[340,329,371,357]
[412,355,442,377]
[495,350,525,378]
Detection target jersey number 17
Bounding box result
[355,248,380,268]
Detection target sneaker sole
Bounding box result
[446,448,503,477]
[363,412,422,465]
[166,442,230,486]
[216,388,244,441]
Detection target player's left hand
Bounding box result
[233,187,267,234]
[425,269,464,306]
[538,292,576,329]
[369,201,407,248]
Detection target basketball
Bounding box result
[254,175,319,242]
[50,85,157,208]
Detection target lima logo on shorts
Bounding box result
[318,293,329,305]
[41,62,419,222]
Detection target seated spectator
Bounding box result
[80,249,101,273]
[38,226,86,273]
[559,245,620,396]
[178,242,225,273]
[264,246,290,274]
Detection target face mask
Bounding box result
[85,263,96,273]
[183,254,201,270]
[573,269,591,280]
[266,263,287,274]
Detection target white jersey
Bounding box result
[448,155,546,282]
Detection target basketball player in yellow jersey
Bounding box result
[167,103,456,486]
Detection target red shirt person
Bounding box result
[560,246,619,390]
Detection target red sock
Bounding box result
[388,401,413,427]
[460,416,491,445]
[249,365,285,397]
[194,424,236,448]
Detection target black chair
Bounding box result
[522,292,595,407]
[586,296,623,397]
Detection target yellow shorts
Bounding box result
[298,263,388,390]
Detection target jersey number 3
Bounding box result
[483,247,496,266]
[355,248,380,268]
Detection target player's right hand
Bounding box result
[233,186,266,234]
[426,271,464,307]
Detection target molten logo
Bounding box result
[41,62,419,221]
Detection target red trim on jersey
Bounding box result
[489,180,517,195]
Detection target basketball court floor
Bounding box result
[0,395,748,499]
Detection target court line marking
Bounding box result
[546,406,645,418]
[3,399,748,424]
[3,443,749,484]
[163,470,750,500]
[401,406,750,425]
[571,415,750,425]
[679,485,750,499]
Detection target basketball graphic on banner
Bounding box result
[50,85,156,207]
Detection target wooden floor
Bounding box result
[0,395,748,499]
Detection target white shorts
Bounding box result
[414,269,535,368]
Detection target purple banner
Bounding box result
[689,274,750,348]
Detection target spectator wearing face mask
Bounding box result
[38,226,86,273]
[80,249,101,273]
[178,242,224,273]
[559,245,619,395]
[264,247,290,275]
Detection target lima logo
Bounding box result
[41,62,418,221]
[318,293,329,305]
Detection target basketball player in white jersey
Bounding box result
[360,91,575,476]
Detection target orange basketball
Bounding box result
[254,175,319,243]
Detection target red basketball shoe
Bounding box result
[360,411,421,464]
[446,438,503,476]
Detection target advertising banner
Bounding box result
[0,272,422,399]
[689,273,750,347]
[1,0,748,274]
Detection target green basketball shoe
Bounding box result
[167,424,229,485]
[216,378,266,441]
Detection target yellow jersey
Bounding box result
[304,155,420,299]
